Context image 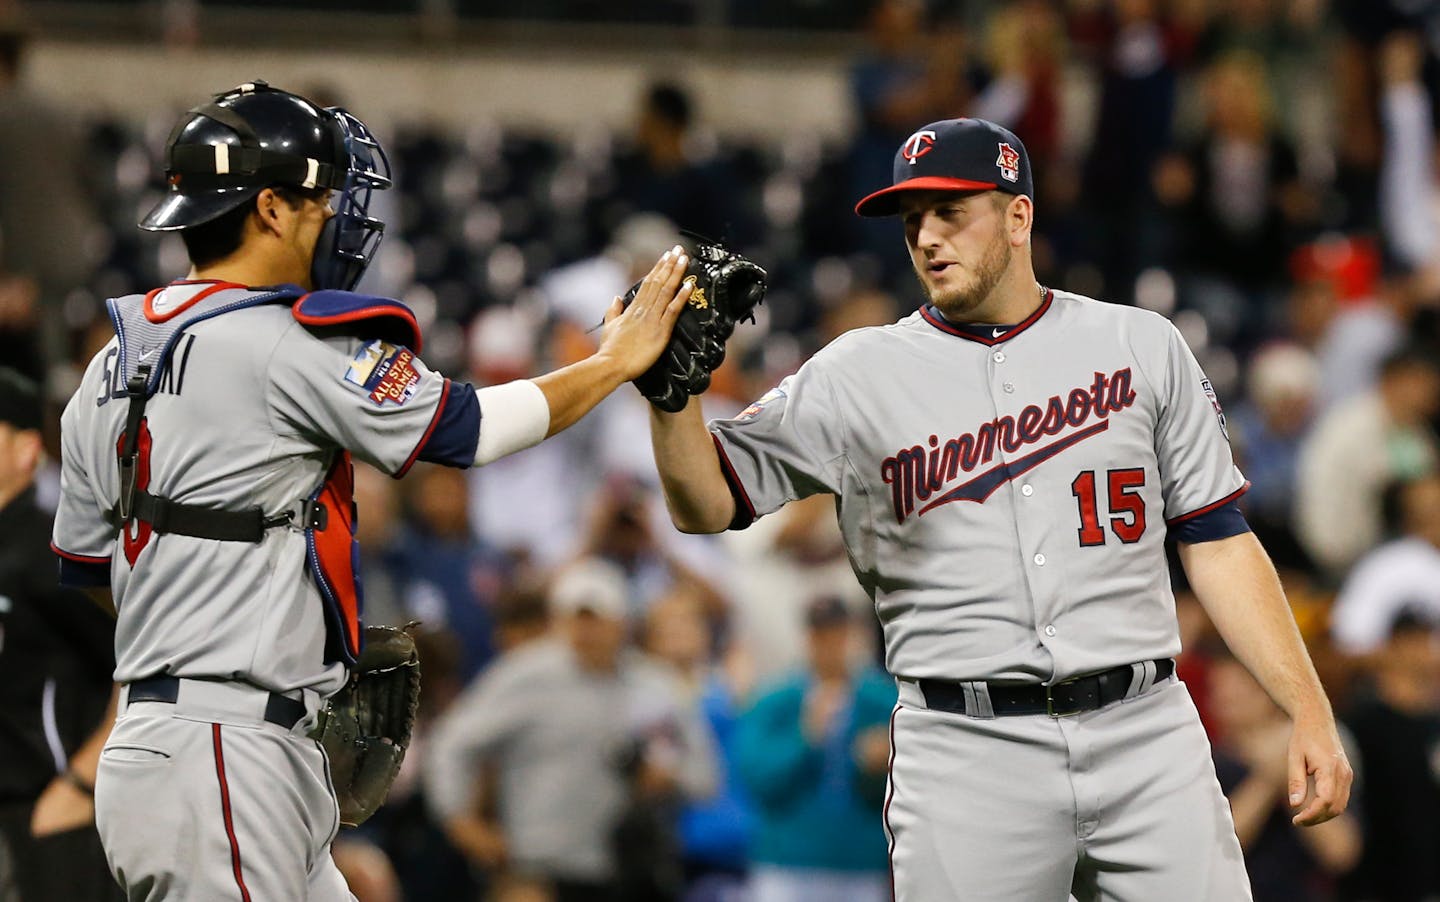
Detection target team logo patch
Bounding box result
[345,340,423,407]
[739,387,786,420]
[996,142,1021,183]
[1201,378,1229,439]
[902,130,937,165]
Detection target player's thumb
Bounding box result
[604,296,624,322]
[1286,749,1307,807]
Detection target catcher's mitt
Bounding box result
[622,240,767,412]
[311,624,421,827]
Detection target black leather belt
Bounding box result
[919,659,1175,717]
[127,676,307,729]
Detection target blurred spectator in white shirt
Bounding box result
[1331,473,1440,656]
[425,558,716,902]
[1294,344,1439,576]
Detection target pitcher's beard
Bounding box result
[922,232,1013,321]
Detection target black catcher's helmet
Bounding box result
[139,80,392,292]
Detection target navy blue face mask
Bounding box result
[310,108,391,292]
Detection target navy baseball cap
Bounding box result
[855,118,1033,217]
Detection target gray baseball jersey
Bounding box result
[710,288,1247,683]
[52,282,455,697]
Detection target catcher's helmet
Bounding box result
[139,80,392,292]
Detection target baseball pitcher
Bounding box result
[645,118,1352,900]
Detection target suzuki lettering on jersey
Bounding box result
[96,336,198,406]
[345,340,422,407]
[881,367,1137,524]
[902,130,937,165]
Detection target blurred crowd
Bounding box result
[4,0,1440,900]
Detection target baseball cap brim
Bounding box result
[139,184,262,232]
[854,176,999,217]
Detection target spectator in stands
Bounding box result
[0,368,120,902]
[492,580,553,653]
[0,16,102,387]
[1208,650,1361,901]
[1228,342,1320,540]
[425,557,716,902]
[465,304,586,567]
[330,838,402,902]
[1152,51,1311,339]
[1373,28,1440,315]
[613,82,743,244]
[1075,0,1188,299]
[733,596,895,902]
[848,0,978,273]
[352,462,407,629]
[642,591,755,901]
[1284,237,1400,412]
[392,463,509,681]
[970,0,1064,169]
[1331,474,1440,656]
[1193,0,1329,136]
[580,473,730,628]
[1294,343,1440,576]
[541,213,688,483]
[1342,608,1440,900]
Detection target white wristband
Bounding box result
[473,380,551,466]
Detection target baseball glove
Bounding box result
[622,240,767,412]
[311,624,421,827]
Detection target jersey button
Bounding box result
[993,351,1006,363]
[1003,382,1015,393]
[1033,553,1046,566]
[1021,484,1034,497]
[1044,624,1057,637]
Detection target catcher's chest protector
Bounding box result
[107,284,421,666]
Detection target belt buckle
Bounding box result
[1045,680,1081,718]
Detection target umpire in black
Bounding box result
[0,367,121,901]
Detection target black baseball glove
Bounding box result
[621,241,767,412]
[310,624,421,827]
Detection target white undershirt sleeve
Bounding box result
[473,379,551,466]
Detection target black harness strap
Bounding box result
[116,365,151,523]
[111,362,328,543]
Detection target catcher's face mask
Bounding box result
[310,108,392,292]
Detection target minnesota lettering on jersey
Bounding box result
[881,368,1136,524]
[96,335,198,407]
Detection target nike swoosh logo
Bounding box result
[992,328,1006,338]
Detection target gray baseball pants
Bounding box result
[885,675,1252,901]
[94,680,356,901]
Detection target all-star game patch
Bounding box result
[1201,378,1228,439]
[739,386,786,420]
[345,340,423,407]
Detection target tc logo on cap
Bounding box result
[902,130,937,165]
[996,143,1021,183]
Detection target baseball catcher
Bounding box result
[53,79,696,899]
[622,240,767,411]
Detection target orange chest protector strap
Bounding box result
[306,451,363,666]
